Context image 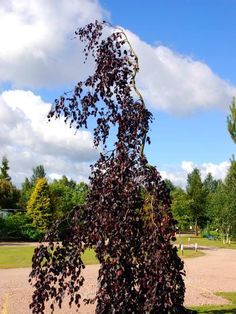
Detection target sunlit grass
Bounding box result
[0,244,204,268]
[0,246,98,268]
[176,235,236,250]
[189,292,236,313]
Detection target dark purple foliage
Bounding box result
[29,21,189,313]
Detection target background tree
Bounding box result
[50,176,88,217]
[0,179,19,208]
[0,156,11,181]
[27,177,53,232]
[31,165,46,186]
[19,177,33,210]
[223,158,236,239]
[203,173,219,194]
[0,157,19,209]
[19,165,47,210]
[186,168,207,235]
[164,178,175,193]
[171,187,192,231]
[30,21,187,314]
[227,97,236,143]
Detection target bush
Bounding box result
[201,230,219,240]
[0,212,43,241]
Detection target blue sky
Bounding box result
[0,0,235,187]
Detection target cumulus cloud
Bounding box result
[160,160,230,188]
[0,0,108,88]
[0,1,235,115]
[125,30,236,114]
[0,90,98,186]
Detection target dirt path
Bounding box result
[0,248,236,313]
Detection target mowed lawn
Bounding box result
[1,235,234,269]
[176,235,236,249]
[0,245,204,269]
[0,246,98,268]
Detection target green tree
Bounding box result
[71,181,88,206]
[31,165,46,186]
[186,168,207,235]
[27,177,53,232]
[164,179,175,193]
[203,173,219,193]
[19,177,33,210]
[223,158,236,239]
[203,173,221,230]
[171,187,192,231]
[0,179,19,209]
[227,97,236,143]
[50,177,88,217]
[0,156,11,181]
[206,180,224,226]
[19,165,47,210]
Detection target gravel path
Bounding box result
[0,248,236,313]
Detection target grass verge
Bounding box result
[0,246,98,268]
[178,249,205,259]
[189,292,236,313]
[176,236,236,250]
[0,245,204,268]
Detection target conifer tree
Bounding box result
[0,156,11,181]
[27,177,53,232]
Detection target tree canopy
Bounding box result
[0,156,11,181]
[186,168,207,235]
[27,177,53,232]
[227,97,236,143]
[30,21,187,314]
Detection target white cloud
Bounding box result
[160,160,230,188]
[181,161,195,173]
[0,0,108,88]
[0,90,98,186]
[0,1,235,115]
[0,1,233,191]
[125,30,236,114]
[199,161,230,181]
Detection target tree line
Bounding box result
[0,157,88,240]
[167,158,236,240]
[1,154,235,241]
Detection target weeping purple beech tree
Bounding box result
[29,21,189,313]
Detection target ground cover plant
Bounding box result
[29,21,191,313]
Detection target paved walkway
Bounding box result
[0,248,236,313]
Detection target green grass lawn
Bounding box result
[0,245,204,268]
[189,292,236,313]
[0,246,98,268]
[179,249,205,259]
[176,235,236,250]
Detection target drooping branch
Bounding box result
[30,21,188,314]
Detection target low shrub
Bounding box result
[0,213,43,241]
[201,230,219,240]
